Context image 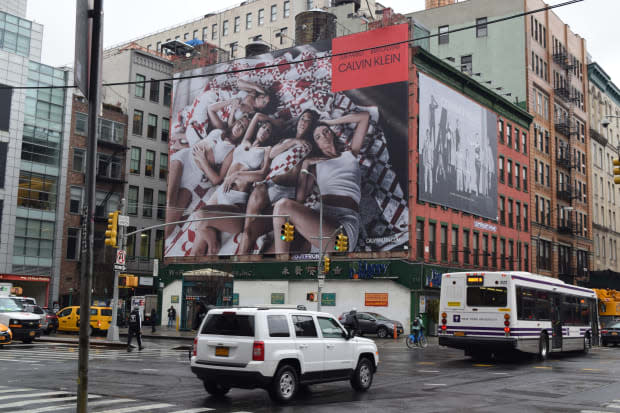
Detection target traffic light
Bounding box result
[306,292,316,302]
[334,233,348,252]
[127,275,138,288]
[614,158,620,185]
[323,256,330,273]
[119,274,138,288]
[280,222,295,242]
[105,210,119,248]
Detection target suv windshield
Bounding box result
[202,313,255,336]
[0,297,23,312]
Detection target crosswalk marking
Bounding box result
[0,391,68,401]
[1,394,101,409]
[14,398,131,413]
[0,388,33,394]
[94,403,175,413]
[167,408,215,413]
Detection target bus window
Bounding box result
[517,287,552,321]
[466,287,507,307]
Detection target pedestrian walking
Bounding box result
[167,305,176,328]
[151,308,157,333]
[193,303,207,330]
[344,308,360,336]
[127,306,144,352]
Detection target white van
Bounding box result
[0,297,41,343]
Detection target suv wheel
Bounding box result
[203,380,230,397]
[269,364,298,403]
[376,327,388,339]
[350,357,373,391]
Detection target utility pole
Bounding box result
[77,0,103,412]
[107,199,126,342]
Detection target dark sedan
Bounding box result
[339,311,404,338]
[601,322,620,346]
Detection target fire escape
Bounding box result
[552,48,580,282]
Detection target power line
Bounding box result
[0,0,583,91]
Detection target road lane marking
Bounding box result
[424,383,447,386]
[0,391,68,400]
[417,362,436,365]
[582,368,601,371]
[534,366,552,369]
[606,405,620,409]
[473,364,493,367]
[95,403,175,413]
[418,370,440,373]
[168,408,215,413]
[491,372,510,375]
[0,388,33,394]
[140,368,158,372]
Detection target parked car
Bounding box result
[44,309,58,334]
[601,321,620,347]
[0,322,12,346]
[191,306,379,402]
[0,297,40,343]
[338,311,404,338]
[23,304,47,336]
[56,306,112,335]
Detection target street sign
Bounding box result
[118,215,130,227]
[153,258,159,277]
[116,250,126,265]
[113,264,126,272]
[318,279,325,288]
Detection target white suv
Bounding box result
[190,306,379,402]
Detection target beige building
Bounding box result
[588,62,620,272]
[110,0,379,60]
[425,0,457,9]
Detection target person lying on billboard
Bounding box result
[188,109,319,255]
[271,110,371,254]
[171,79,275,151]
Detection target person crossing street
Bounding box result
[127,306,144,352]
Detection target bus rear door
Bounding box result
[551,294,563,349]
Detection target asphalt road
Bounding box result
[1,337,620,412]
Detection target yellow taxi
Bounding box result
[57,306,112,335]
[0,323,11,346]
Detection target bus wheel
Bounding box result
[582,334,591,354]
[537,333,549,361]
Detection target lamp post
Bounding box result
[301,169,325,312]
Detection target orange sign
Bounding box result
[365,293,389,307]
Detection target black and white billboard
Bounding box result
[418,73,498,220]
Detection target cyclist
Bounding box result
[411,315,424,343]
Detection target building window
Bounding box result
[258,9,265,25]
[482,234,489,267]
[284,0,290,17]
[499,119,504,142]
[184,32,189,40]
[132,109,143,135]
[143,188,153,217]
[516,201,521,230]
[506,124,512,147]
[499,196,505,225]
[157,191,166,220]
[500,239,506,269]
[492,236,497,268]
[234,16,240,33]
[162,117,169,142]
[140,229,151,257]
[524,244,529,271]
[147,114,158,139]
[476,17,487,37]
[75,112,88,135]
[163,84,172,107]
[202,27,208,41]
[507,159,512,186]
[128,186,139,215]
[463,229,470,265]
[416,220,424,259]
[130,147,141,174]
[508,240,514,270]
[508,200,513,228]
[523,166,528,191]
[212,24,218,40]
[135,74,145,98]
[17,172,58,211]
[429,222,436,260]
[439,25,449,45]
[145,150,155,177]
[73,149,85,172]
[515,164,520,189]
[473,232,479,266]
[66,228,80,260]
[460,55,472,74]
[523,204,528,231]
[155,230,165,260]
[451,227,458,263]
[126,226,136,256]
[271,5,277,21]
[499,156,504,182]
[149,79,159,102]
[538,239,551,271]
[440,224,448,261]
[192,29,198,40]
[69,186,83,214]
[159,153,168,180]
[223,20,229,36]
[246,13,252,29]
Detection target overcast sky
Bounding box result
[25,0,620,83]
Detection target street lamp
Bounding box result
[301,169,325,311]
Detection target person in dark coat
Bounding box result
[167,305,176,328]
[127,306,143,352]
[150,308,157,333]
[344,308,360,335]
[193,303,207,330]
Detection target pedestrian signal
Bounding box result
[323,256,330,273]
[105,210,120,248]
[334,233,348,252]
[306,292,316,302]
[280,221,295,242]
[613,159,620,185]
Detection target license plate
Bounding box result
[29,331,35,337]
[612,332,618,336]
[454,331,466,337]
[215,346,229,357]
[0,336,5,341]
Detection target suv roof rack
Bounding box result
[228,305,308,311]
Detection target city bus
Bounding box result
[438,271,598,360]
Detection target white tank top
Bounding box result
[233,145,265,170]
[205,129,235,165]
[316,151,361,204]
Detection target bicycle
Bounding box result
[406,328,428,349]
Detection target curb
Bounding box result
[36,337,128,348]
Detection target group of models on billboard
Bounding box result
[165,34,410,258]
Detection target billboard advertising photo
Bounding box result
[165,24,409,258]
[418,73,498,220]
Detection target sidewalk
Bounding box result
[36,326,196,348]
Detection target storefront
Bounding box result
[0,274,50,307]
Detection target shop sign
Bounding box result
[365,293,388,306]
[349,261,389,279]
[271,293,285,305]
[321,293,336,306]
[425,269,443,288]
[171,295,179,304]
[419,296,426,313]
[232,293,239,306]
[474,221,497,232]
